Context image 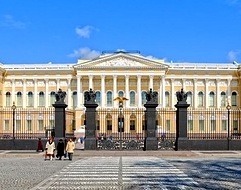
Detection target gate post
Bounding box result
[52,89,67,139]
[175,88,190,150]
[144,88,158,150]
[84,89,98,150]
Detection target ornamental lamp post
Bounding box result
[114,96,128,150]
[11,101,17,139]
[226,103,231,150]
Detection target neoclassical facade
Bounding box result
[0,51,240,136]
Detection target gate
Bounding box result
[97,132,145,150]
[95,108,176,150]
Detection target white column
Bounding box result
[77,76,81,108]
[125,75,130,107]
[149,75,153,90]
[137,75,142,107]
[216,79,220,108]
[193,79,197,108]
[45,79,49,108]
[23,79,26,108]
[113,75,118,107]
[205,79,209,108]
[182,79,186,91]
[161,76,165,108]
[11,79,15,103]
[34,79,37,108]
[171,79,175,108]
[89,75,93,90]
[101,75,106,107]
[67,78,71,108]
[227,79,231,104]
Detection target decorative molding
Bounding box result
[97,57,145,67]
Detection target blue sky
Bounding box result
[0,0,241,64]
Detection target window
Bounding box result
[39,91,45,107]
[221,120,227,131]
[49,120,55,129]
[199,120,204,131]
[6,92,11,107]
[233,120,238,131]
[198,91,204,107]
[188,120,193,131]
[210,115,216,131]
[27,120,32,131]
[166,120,170,131]
[209,91,215,107]
[118,91,124,97]
[107,120,112,131]
[50,91,55,106]
[220,91,226,107]
[16,120,21,131]
[231,92,237,106]
[187,91,192,106]
[107,91,112,107]
[38,120,44,131]
[72,91,77,108]
[4,120,10,131]
[141,91,147,104]
[165,91,170,107]
[130,91,135,106]
[130,120,135,130]
[27,91,34,107]
[16,91,22,106]
[96,91,101,104]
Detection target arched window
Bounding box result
[209,91,215,107]
[107,91,112,107]
[118,91,124,97]
[231,91,237,106]
[165,91,170,107]
[72,91,77,108]
[96,91,101,105]
[39,91,45,107]
[187,91,192,106]
[27,91,34,107]
[130,91,135,106]
[198,91,204,107]
[141,91,147,105]
[6,92,11,107]
[16,91,22,106]
[50,91,55,106]
[220,91,226,107]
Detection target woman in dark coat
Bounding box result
[56,139,65,160]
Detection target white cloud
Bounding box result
[75,25,95,38]
[0,15,26,29]
[68,47,101,59]
[227,50,240,62]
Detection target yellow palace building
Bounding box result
[0,51,240,138]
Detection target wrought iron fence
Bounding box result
[187,108,241,140]
[0,107,55,139]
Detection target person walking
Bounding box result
[45,137,55,161]
[65,138,75,161]
[56,139,65,160]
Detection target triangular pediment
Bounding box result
[74,52,169,69]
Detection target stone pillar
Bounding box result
[52,89,67,139]
[84,89,98,150]
[144,88,158,150]
[175,88,190,150]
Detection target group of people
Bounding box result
[44,137,75,161]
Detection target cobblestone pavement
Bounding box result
[1,153,241,190]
